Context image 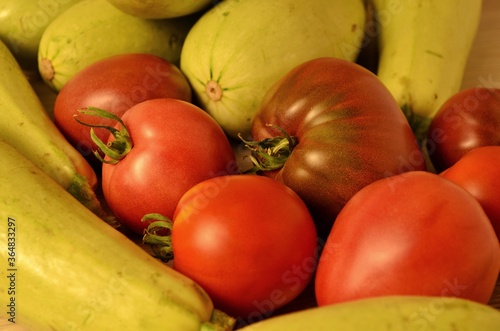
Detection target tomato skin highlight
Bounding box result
[171,175,318,323]
[315,171,500,306]
[101,98,238,234]
[440,146,500,242]
[426,87,500,172]
[54,53,192,164]
[250,57,426,236]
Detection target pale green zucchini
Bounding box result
[0,0,83,73]
[0,139,234,331]
[239,295,500,330]
[0,39,106,217]
[105,0,213,18]
[180,0,366,138]
[37,0,197,91]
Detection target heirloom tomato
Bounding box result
[82,98,238,234]
[426,87,500,172]
[246,57,426,236]
[54,53,192,165]
[441,145,500,241]
[315,171,500,306]
[170,175,318,324]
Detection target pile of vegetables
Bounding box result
[0,0,499,330]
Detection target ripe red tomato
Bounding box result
[315,171,500,306]
[97,98,238,234]
[171,175,318,325]
[426,87,500,172]
[54,53,192,165]
[248,57,426,236]
[440,146,500,242]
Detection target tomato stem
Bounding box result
[142,213,174,262]
[400,104,433,145]
[239,124,297,173]
[74,107,132,164]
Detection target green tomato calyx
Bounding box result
[142,213,174,262]
[239,124,297,174]
[74,107,132,164]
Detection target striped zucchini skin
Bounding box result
[180,0,366,138]
[38,0,197,91]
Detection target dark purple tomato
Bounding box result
[248,57,426,236]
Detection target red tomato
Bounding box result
[426,87,500,172]
[99,98,238,234]
[171,175,318,324]
[54,53,192,166]
[248,57,426,237]
[441,146,500,242]
[315,171,500,306]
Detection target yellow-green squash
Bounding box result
[105,0,214,19]
[0,138,235,331]
[38,0,197,91]
[180,0,366,138]
[0,39,105,217]
[238,295,500,331]
[0,0,83,73]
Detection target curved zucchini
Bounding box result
[0,39,107,218]
[0,139,234,331]
[371,0,482,141]
[239,295,500,330]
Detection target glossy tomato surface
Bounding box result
[315,171,500,306]
[101,98,238,234]
[250,57,426,236]
[441,146,500,242]
[426,87,500,172]
[171,175,318,324]
[54,53,192,164]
